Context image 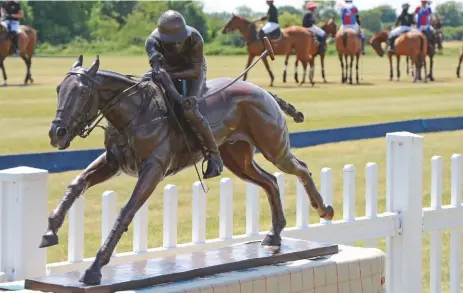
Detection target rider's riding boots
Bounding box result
[360,34,366,55]
[317,35,327,53]
[387,36,396,53]
[181,95,223,179]
[9,32,19,55]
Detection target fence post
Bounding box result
[0,166,48,281]
[385,132,423,293]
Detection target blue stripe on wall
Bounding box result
[1,117,462,174]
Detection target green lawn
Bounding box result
[0,52,462,292]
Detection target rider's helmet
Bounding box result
[306,2,317,11]
[402,2,410,10]
[152,10,192,53]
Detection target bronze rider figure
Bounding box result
[144,10,223,179]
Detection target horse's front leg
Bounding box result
[80,155,166,285]
[40,152,120,248]
[243,54,254,82]
[0,56,7,86]
[262,56,275,87]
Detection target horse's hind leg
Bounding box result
[39,152,120,248]
[19,52,32,85]
[349,54,354,84]
[219,141,286,247]
[355,54,360,84]
[0,56,7,86]
[339,54,345,83]
[299,59,308,86]
[320,52,327,83]
[428,55,435,81]
[396,55,401,81]
[283,53,290,83]
[457,53,463,78]
[294,59,299,83]
[243,54,255,82]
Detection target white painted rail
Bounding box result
[0,132,462,293]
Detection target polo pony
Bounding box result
[335,27,362,84]
[222,13,318,86]
[0,22,36,86]
[284,18,337,85]
[369,30,428,83]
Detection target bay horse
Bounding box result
[431,16,444,52]
[0,23,36,86]
[222,14,318,86]
[335,27,362,84]
[369,30,428,83]
[39,55,334,285]
[285,18,337,84]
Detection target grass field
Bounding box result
[0,49,463,292]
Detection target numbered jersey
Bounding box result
[415,6,432,27]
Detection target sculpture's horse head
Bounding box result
[49,55,101,150]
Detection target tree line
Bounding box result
[13,0,463,56]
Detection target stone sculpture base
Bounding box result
[24,238,338,293]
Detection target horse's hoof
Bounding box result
[323,79,327,83]
[79,267,102,285]
[320,205,334,221]
[39,230,59,248]
[261,233,281,252]
[2,81,6,87]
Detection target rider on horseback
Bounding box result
[0,0,23,55]
[387,3,415,53]
[257,0,281,41]
[303,2,327,54]
[414,0,435,41]
[145,10,223,179]
[340,0,366,55]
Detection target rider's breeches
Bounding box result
[308,25,326,37]
[1,20,20,33]
[389,26,411,38]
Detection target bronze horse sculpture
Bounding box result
[39,54,334,285]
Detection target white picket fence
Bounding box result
[0,131,462,293]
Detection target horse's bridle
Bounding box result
[54,67,147,139]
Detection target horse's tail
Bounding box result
[267,91,304,123]
[342,32,348,48]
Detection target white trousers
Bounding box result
[308,25,326,37]
[390,26,411,37]
[417,25,434,32]
[341,23,364,36]
[1,20,20,33]
[262,22,280,34]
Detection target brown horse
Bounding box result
[0,23,37,86]
[39,55,334,285]
[335,28,362,84]
[285,18,337,84]
[369,30,427,83]
[222,14,318,86]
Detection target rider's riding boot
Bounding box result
[387,36,396,53]
[318,35,327,53]
[181,95,223,179]
[11,32,19,54]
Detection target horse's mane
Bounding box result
[97,69,141,85]
[233,14,257,28]
[371,30,389,42]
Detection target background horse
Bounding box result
[40,55,334,285]
[0,23,36,86]
[335,27,362,84]
[431,16,444,52]
[370,30,427,83]
[284,18,337,84]
[222,14,317,86]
